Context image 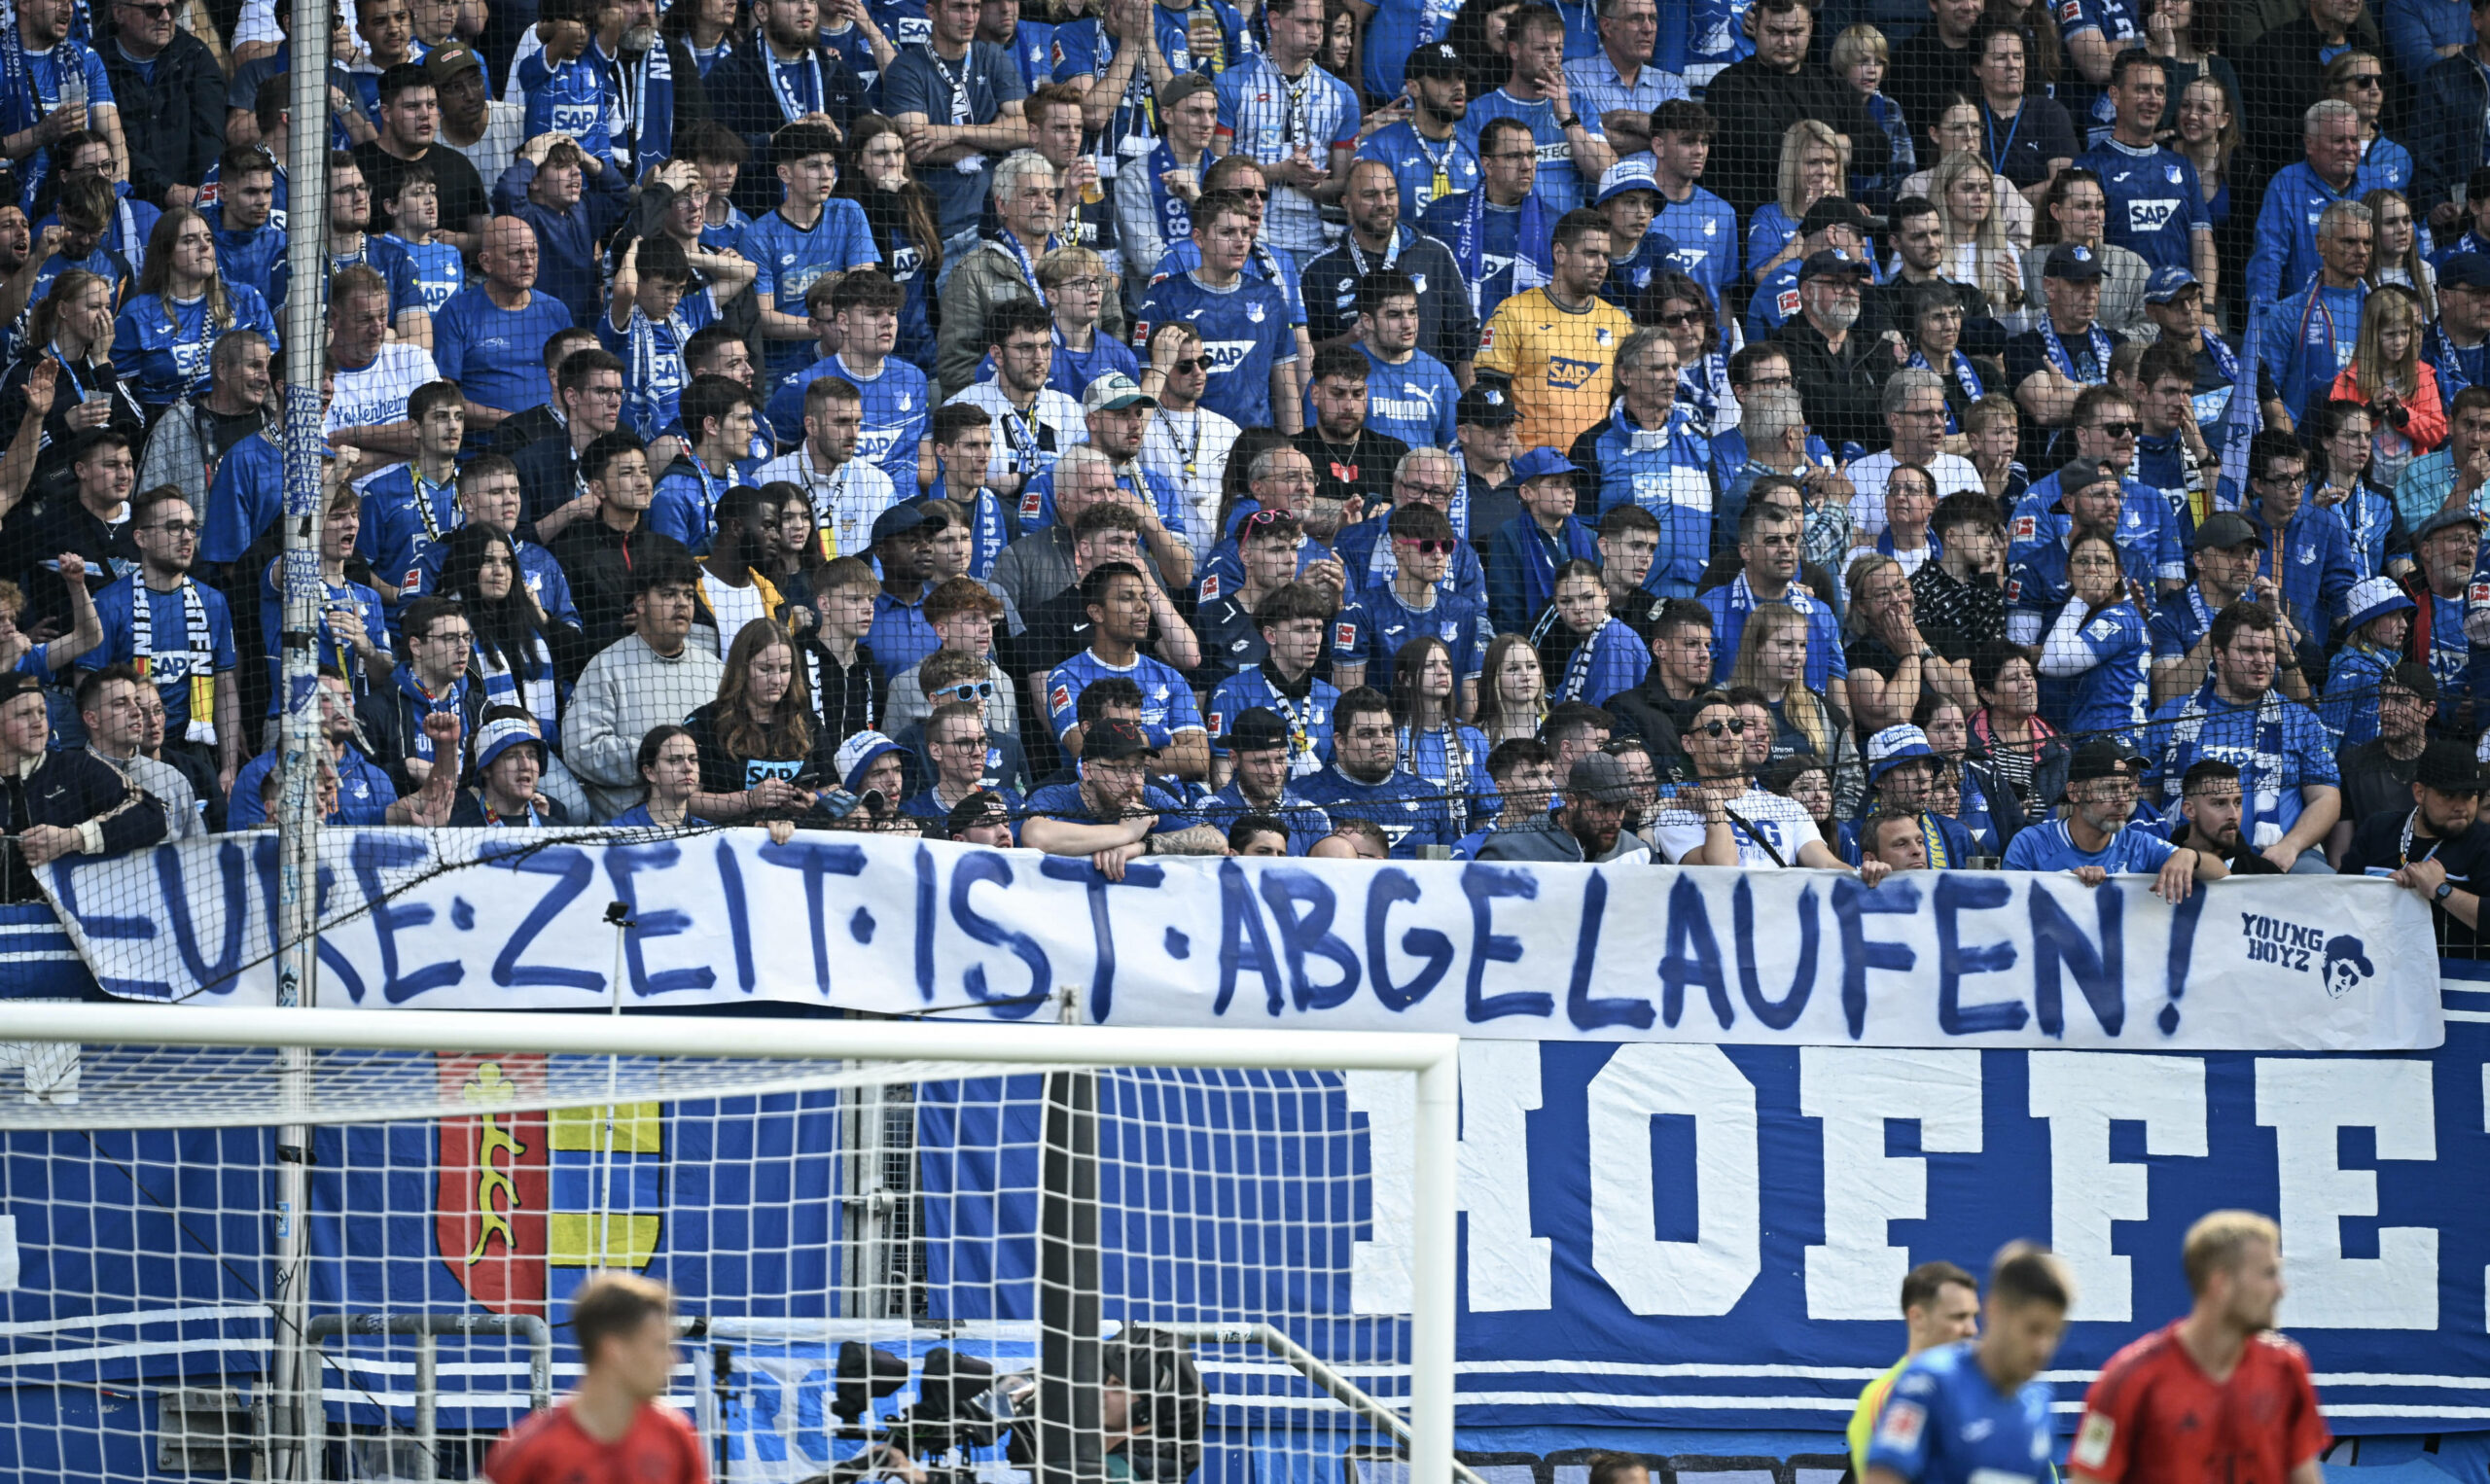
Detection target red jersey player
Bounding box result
[484,1275,707,1484]
[2070,1212,2330,1484]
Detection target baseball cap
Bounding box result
[472,715,546,774]
[0,672,45,710]
[1084,371,1157,414]
[2389,658,2440,703]
[2065,735,2145,785]
[871,500,947,544]
[1084,718,1158,761]
[1157,72,1217,111]
[2057,455,2120,496]
[2191,511,2260,550]
[943,790,1014,838]
[2344,575,2416,635]
[1566,751,1636,803]
[835,730,912,795]
[2143,264,2200,303]
[2418,737,2486,794]
[1595,159,1661,205]
[2416,506,2485,544]
[1864,724,1937,783]
[2443,252,2490,292]
[2044,243,2105,282]
[1220,707,1291,753]
[1456,381,1518,426]
[1512,446,1581,481]
[423,40,483,84]
[1798,195,1870,237]
[1404,41,1466,81]
[1796,248,1873,284]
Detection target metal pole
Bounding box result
[1036,998,1101,1484]
[269,0,336,1469]
[1408,1055,1459,1484]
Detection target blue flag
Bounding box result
[2213,308,2262,512]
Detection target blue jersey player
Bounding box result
[1133,198,1299,433]
[1865,1244,2075,1484]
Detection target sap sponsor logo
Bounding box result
[2126,197,2181,234]
[853,428,904,465]
[1633,466,1712,512]
[1547,354,1602,390]
[1197,339,1257,373]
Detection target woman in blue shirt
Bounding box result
[1748,120,1846,279]
[111,207,278,406]
[2034,532,2150,741]
[840,118,943,371]
[611,724,716,828]
[1391,634,1496,837]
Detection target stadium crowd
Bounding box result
[0,0,2486,943]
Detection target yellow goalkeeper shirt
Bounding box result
[1849,1355,1911,1476]
[1475,286,1635,455]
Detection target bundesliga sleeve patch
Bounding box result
[1021,488,1046,520]
[2072,1412,2115,1470]
[1334,621,1357,651]
[1049,683,1073,713]
[2011,514,2039,542]
[1874,1399,1927,1451]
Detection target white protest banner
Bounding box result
[35,829,2441,1050]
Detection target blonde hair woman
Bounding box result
[1899,96,2034,248]
[1930,150,2023,313]
[2330,284,2444,490]
[1750,120,1849,280]
[1729,605,1861,808]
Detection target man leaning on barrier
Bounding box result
[0,670,164,898]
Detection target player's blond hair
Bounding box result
[2182,1211,2280,1296]
[571,1273,675,1363]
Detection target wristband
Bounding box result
[1557,115,1581,129]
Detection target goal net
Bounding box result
[0,1007,1455,1484]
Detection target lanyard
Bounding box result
[2401,807,2445,867]
[1411,133,1456,203]
[1277,62,1312,146]
[1000,397,1044,473]
[1982,100,2024,176]
[1347,228,1404,274]
[928,48,974,124]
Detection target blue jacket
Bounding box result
[1484,513,1600,633]
[1572,399,1719,597]
[2246,160,2380,301]
[490,156,630,327]
[2413,50,2490,210]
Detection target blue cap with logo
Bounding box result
[1595,159,1661,205]
[1512,446,1582,481]
[2143,264,2200,303]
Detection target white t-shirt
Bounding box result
[1843,449,1984,539]
[1138,403,1242,557]
[327,342,440,441]
[1652,787,1820,867]
[752,444,899,562]
[699,571,770,655]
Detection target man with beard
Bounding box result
[2004,737,2226,901]
[2149,512,2265,705]
[690,482,786,655]
[1651,689,1886,874]
[2330,662,2437,846]
[1477,749,1651,862]
[1297,686,1457,857]
[1770,249,1896,451]
[2402,508,2488,731]
[2169,759,2285,876]
[1020,717,1225,875]
[1354,44,1479,221]
[2147,601,2341,873]
[354,65,492,256]
[1300,159,1476,375]
[2338,737,2490,948]
[1295,345,1410,512]
[706,0,869,210]
[2069,1214,2328,1484]
[1197,707,1332,853]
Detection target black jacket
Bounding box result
[707,40,869,215]
[0,747,166,902]
[102,31,226,207]
[1606,681,1702,770]
[491,403,567,457]
[355,669,491,796]
[1298,229,1480,371]
[1699,59,1884,218]
[510,430,588,543]
[546,518,695,652]
[1769,315,1897,451]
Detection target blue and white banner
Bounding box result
[36,830,2443,1050]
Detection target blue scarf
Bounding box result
[2200,325,2238,385]
[609,37,676,180]
[2158,678,2289,830]
[1906,347,1983,432]
[393,664,469,763]
[1143,137,1195,253]
[1447,190,1549,316]
[941,475,1012,579]
[0,28,78,210]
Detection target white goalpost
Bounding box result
[0,1006,1459,1484]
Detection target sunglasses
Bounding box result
[938,680,996,702]
[1394,538,1455,554]
[2091,420,2140,438]
[1232,186,1271,199]
[1696,718,1750,737]
[1168,357,1202,373]
[1243,509,1293,530]
[1656,310,1704,328]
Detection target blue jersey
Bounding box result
[1354,343,1460,450]
[1197,780,1333,854]
[901,780,1024,823]
[1355,121,1481,218]
[978,323,1143,402]
[2246,160,2381,303]
[357,463,463,618]
[1417,192,1538,317]
[1699,574,1847,692]
[1398,721,1496,836]
[1865,1342,2054,1484]
[1204,667,1338,774]
[1149,238,1308,327]
[1296,764,1457,856]
[1019,460,1187,536]
[258,568,388,709]
[2322,642,2399,745]
[383,233,465,313]
[648,459,734,552]
[2421,589,2489,712]
[2002,814,2177,874]
[2240,499,2359,643]
[111,285,279,406]
[2147,686,2339,843]
[1660,0,1752,79]
[1132,270,1296,430]
[1048,649,1205,745]
[2076,140,2209,272]
[432,285,577,417]
[1049,0,1249,155]
[1553,617,1649,706]
[201,429,283,564]
[1338,583,1489,698]
[1025,778,1194,833]
[2056,601,2151,737]
[83,577,238,732]
[2008,472,2186,583]
[1459,88,1595,212]
[739,200,881,378]
[202,209,284,307]
[518,49,614,160]
[276,232,422,324]
[1585,402,1717,596]
[2257,281,2367,424]
[816,353,931,494]
[1333,511,1487,603]
[1654,183,1739,311]
[598,287,721,442]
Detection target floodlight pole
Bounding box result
[268,0,336,1470]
